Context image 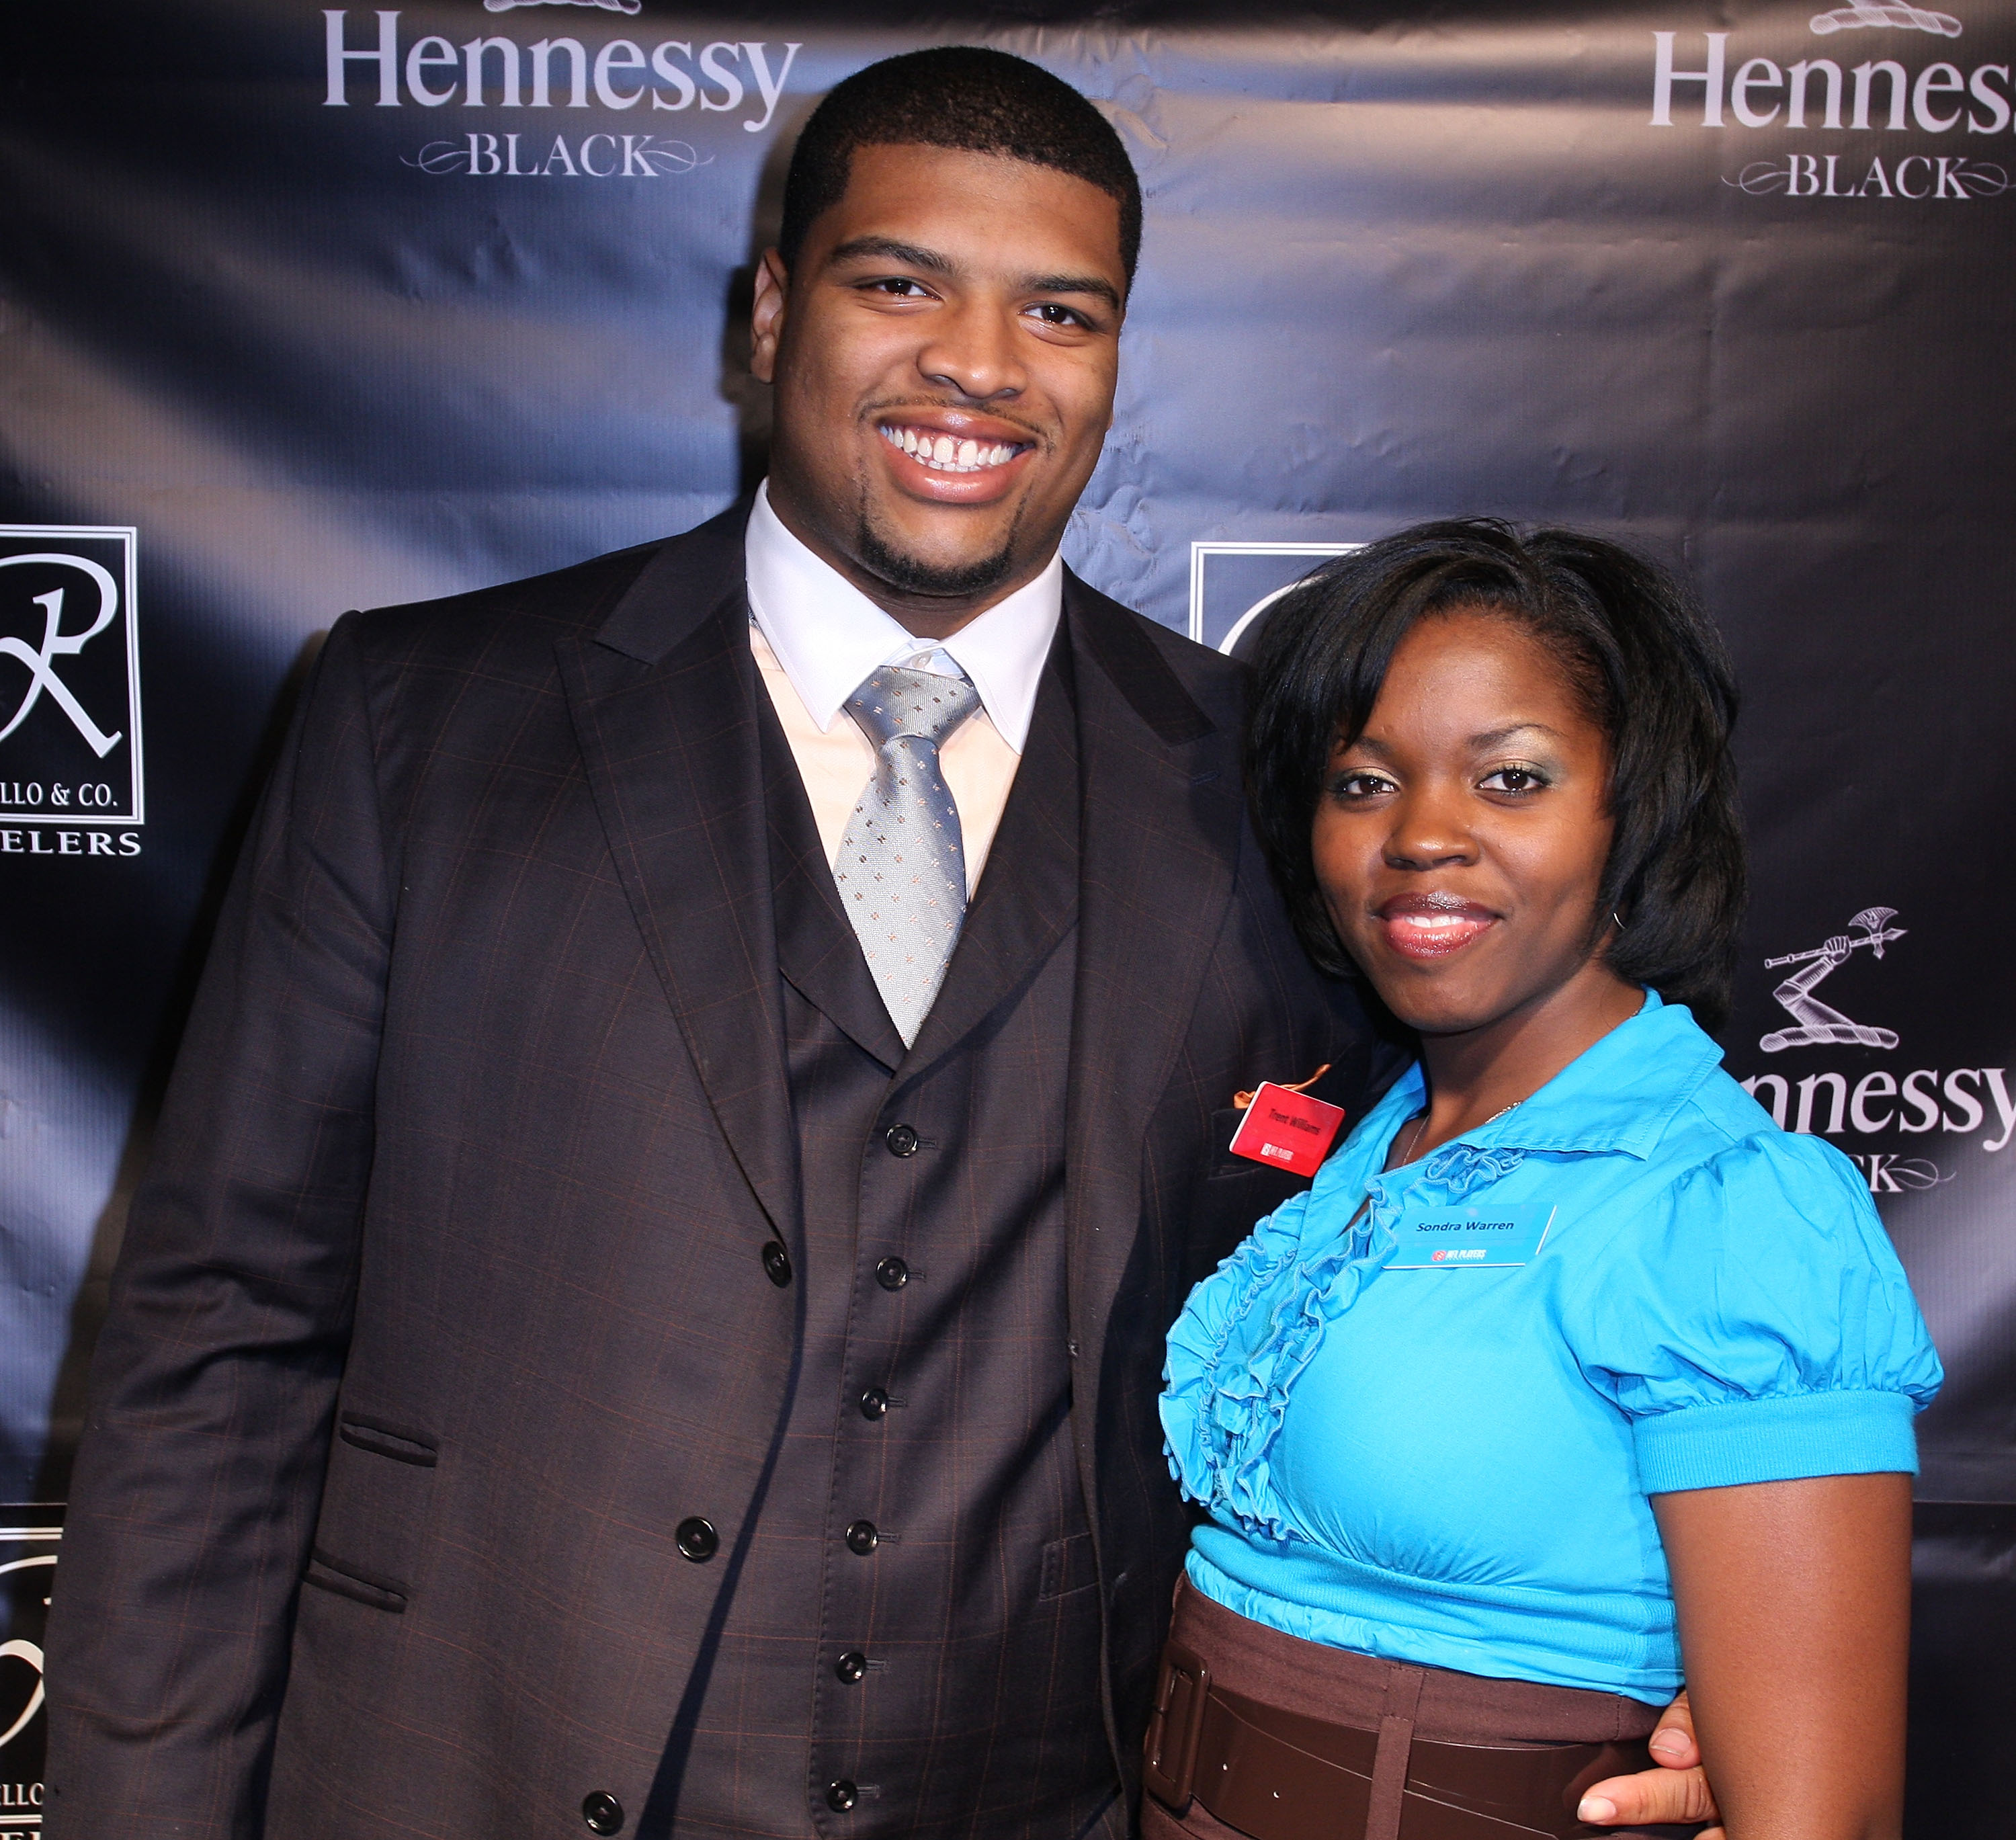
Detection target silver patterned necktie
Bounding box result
[834,663,982,1046]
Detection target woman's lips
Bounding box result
[1374,895,1499,961]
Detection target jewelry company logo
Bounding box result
[1650,9,2013,202]
[1189,542,1360,655]
[0,1507,58,1835]
[1736,906,2015,1193]
[0,528,143,841]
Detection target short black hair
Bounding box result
[778,46,1142,290]
[1246,518,1747,1030]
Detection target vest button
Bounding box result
[835,1650,868,1684]
[884,1123,921,1157]
[761,1241,792,1287]
[858,1387,888,1421]
[826,1780,859,1812]
[845,1519,879,1555]
[582,1791,625,1834]
[675,1517,718,1562]
[874,1256,909,1292]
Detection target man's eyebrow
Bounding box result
[1021,272,1124,312]
[825,236,956,275]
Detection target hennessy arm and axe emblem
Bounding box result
[1759,907,1906,1053]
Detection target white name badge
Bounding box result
[1388,1204,1556,1269]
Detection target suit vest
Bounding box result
[662,637,1119,1839]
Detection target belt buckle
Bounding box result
[1142,1639,1212,1812]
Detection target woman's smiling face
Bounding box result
[1312,606,1630,1040]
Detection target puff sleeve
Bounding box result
[1566,1130,1943,1495]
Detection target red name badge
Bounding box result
[1227,1077,1347,1178]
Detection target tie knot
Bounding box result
[845,665,979,750]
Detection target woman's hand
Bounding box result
[1640,1472,1913,1840]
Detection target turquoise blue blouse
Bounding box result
[1161,993,1942,1700]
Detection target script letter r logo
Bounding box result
[0,552,125,756]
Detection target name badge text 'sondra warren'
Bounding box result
[1388,1205,1558,1269]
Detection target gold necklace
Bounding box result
[1396,1097,1522,1168]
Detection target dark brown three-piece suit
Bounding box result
[42,506,1381,1840]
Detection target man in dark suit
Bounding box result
[42,46,1715,1840]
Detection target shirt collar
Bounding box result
[1353,991,1726,1168]
[743,478,1063,752]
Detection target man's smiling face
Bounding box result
[750,141,1127,636]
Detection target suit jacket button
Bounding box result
[845,1519,878,1555]
[884,1123,920,1157]
[582,1791,624,1834]
[835,1650,868,1683]
[827,1780,859,1812]
[874,1256,909,1292]
[761,1241,792,1286]
[858,1387,888,1421]
[675,1517,718,1562]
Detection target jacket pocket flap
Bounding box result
[303,1548,409,1614]
[338,1415,439,1466]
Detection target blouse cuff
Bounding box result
[1634,1390,1920,1495]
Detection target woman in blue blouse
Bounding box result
[1149,522,1939,1840]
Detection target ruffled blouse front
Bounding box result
[1161,1103,1524,1542]
[1159,993,1942,1698]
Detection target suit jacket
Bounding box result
[42,505,1382,1840]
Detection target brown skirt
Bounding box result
[1140,1577,1703,1840]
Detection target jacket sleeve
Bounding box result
[42,615,394,1840]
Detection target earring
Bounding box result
[1611,911,1629,932]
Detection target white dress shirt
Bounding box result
[744,479,1064,893]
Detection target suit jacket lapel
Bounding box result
[556,505,802,1245]
[1059,573,1242,1476]
[894,638,1081,1080]
[760,695,907,1071]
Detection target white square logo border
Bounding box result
[0,526,143,827]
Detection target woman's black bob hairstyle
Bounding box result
[1245,517,1747,1031]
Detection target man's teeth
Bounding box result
[880,425,1019,472]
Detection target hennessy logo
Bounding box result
[1810,3,1963,37]
[1760,906,1906,1052]
[323,13,800,134]
[0,554,124,758]
[1738,908,2013,1177]
[1651,8,2011,181]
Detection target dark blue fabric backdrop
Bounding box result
[3,2,2012,1831]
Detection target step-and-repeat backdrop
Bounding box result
[3,1,2011,1831]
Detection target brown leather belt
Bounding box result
[1144,1639,1654,1840]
